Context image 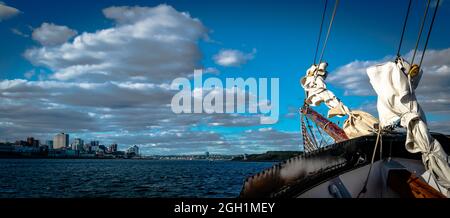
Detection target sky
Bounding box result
[0,0,449,155]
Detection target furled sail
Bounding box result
[367,57,450,191]
[300,62,378,139]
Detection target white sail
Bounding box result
[301,62,378,138]
[367,57,450,191]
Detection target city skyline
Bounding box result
[1,0,450,155]
[1,132,243,157]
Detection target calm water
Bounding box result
[0,159,273,198]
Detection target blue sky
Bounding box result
[1,0,449,154]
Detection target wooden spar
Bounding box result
[300,106,349,143]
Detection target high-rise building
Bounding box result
[53,133,69,149]
[72,138,84,151]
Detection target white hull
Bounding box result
[298,158,449,198]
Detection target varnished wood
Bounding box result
[387,169,446,198]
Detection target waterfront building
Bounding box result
[46,140,53,149]
[27,137,34,146]
[126,145,139,156]
[109,144,118,153]
[15,140,28,146]
[26,137,40,147]
[83,143,91,153]
[91,145,99,152]
[98,145,107,153]
[72,138,84,151]
[90,141,99,147]
[53,133,69,149]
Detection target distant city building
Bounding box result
[53,133,69,149]
[126,145,139,157]
[15,140,28,147]
[98,145,107,153]
[27,137,34,146]
[72,138,84,151]
[109,144,118,153]
[46,140,53,149]
[83,143,91,153]
[90,141,99,147]
[26,137,39,147]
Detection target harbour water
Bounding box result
[0,159,273,198]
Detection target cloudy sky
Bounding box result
[0,0,449,155]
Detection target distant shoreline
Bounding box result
[0,154,234,161]
[1,151,301,162]
[231,151,302,162]
[0,155,134,160]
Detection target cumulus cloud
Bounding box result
[31,23,78,46]
[25,4,208,83]
[213,49,256,67]
[0,2,20,21]
[328,48,450,114]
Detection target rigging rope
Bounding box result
[302,0,339,152]
[305,115,319,146]
[301,113,318,152]
[410,0,431,64]
[313,0,329,65]
[357,127,382,198]
[418,0,440,68]
[397,0,413,57]
[318,0,340,65]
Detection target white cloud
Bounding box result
[24,70,35,79]
[11,28,29,37]
[0,2,20,21]
[25,4,207,83]
[31,23,78,46]
[328,56,391,96]
[328,47,450,114]
[213,48,256,67]
[203,67,220,75]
